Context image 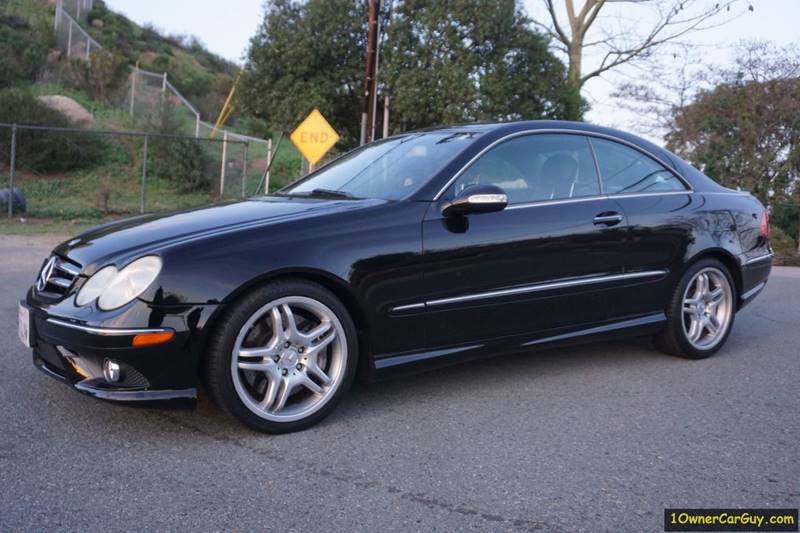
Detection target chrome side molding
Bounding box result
[504,190,693,211]
[390,302,426,313]
[522,313,667,347]
[390,270,668,312]
[743,252,774,266]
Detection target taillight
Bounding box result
[760,210,770,237]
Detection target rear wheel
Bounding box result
[655,259,736,359]
[204,280,357,433]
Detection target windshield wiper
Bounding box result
[307,188,359,199]
[273,188,358,199]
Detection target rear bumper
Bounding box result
[738,251,773,309]
[24,295,218,406]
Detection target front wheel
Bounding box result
[204,280,358,433]
[655,259,736,359]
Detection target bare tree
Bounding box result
[533,0,751,117]
[612,44,710,137]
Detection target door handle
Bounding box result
[593,212,624,226]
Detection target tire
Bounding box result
[654,258,737,359]
[204,279,358,433]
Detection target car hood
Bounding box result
[54,196,383,271]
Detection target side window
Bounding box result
[452,134,600,204]
[590,138,687,194]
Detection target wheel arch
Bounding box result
[197,268,370,373]
[684,248,743,302]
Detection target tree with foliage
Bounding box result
[241,0,574,148]
[240,0,366,145]
[663,42,800,248]
[382,0,575,131]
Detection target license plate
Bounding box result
[18,303,31,348]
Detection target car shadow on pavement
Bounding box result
[19,335,653,442]
[97,335,664,439]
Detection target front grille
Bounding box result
[36,255,82,298]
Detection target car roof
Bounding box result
[407,119,729,197]
[416,119,675,167]
[419,120,652,146]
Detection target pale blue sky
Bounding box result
[106,0,800,138]
[105,0,264,63]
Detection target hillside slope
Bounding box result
[1,0,239,121]
[84,0,238,119]
[1,0,303,230]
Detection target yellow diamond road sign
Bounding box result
[290,109,340,166]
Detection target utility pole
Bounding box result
[361,0,380,145]
[382,95,389,138]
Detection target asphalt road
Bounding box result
[1,235,798,532]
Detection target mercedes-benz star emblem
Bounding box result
[37,256,57,292]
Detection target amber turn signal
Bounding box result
[132,331,174,347]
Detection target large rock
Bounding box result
[36,95,94,127]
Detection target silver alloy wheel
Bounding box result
[681,267,733,350]
[230,296,347,422]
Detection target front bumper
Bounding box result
[23,294,218,406]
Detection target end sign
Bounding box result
[290,109,340,166]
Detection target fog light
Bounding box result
[103,359,122,383]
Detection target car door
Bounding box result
[587,136,695,319]
[420,133,630,347]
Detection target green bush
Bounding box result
[145,107,211,193]
[771,204,799,248]
[58,49,129,103]
[0,88,105,173]
[770,225,798,257]
[151,137,211,193]
[0,13,51,88]
[236,116,272,140]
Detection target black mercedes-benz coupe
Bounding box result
[20,120,773,432]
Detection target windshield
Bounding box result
[281,132,480,200]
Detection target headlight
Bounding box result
[75,256,162,311]
[74,265,117,306]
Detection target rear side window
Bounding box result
[590,138,687,194]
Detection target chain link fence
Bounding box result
[54,3,101,61]
[1,123,275,221]
[58,0,93,25]
[126,68,202,137]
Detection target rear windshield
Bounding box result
[282,132,479,200]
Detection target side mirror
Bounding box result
[441,184,508,217]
